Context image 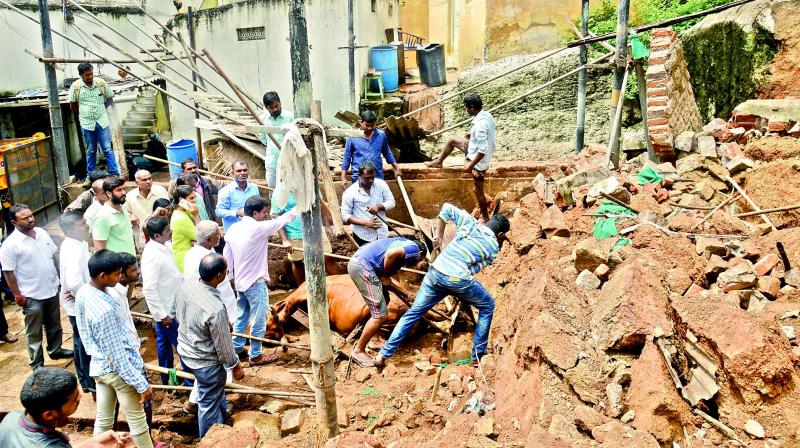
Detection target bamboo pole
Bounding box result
[726,176,777,231]
[311,101,345,235]
[151,384,314,400]
[231,332,311,351]
[141,155,272,192]
[66,0,208,94]
[26,49,188,64]
[395,175,422,231]
[385,217,418,231]
[0,0,218,123]
[266,242,427,275]
[430,52,614,137]
[734,203,800,218]
[689,194,741,232]
[605,63,630,169]
[599,191,640,214]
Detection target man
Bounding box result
[271,180,335,286]
[58,211,95,395]
[258,91,294,189]
[215,161,259,231]
[65,170,110,213]
[125,170,169,234]
[0,367,131,448]
[93,177,136,255]
[376,204,509,368]
[340,110,401,185]
[83,178,109,230]
[76,250,155,448]
[175,253,244,437]
[224,196,297,365]
[140,216,188,385]
[69,63,120,176]
[0,297,17,343]
[167,158,220,221]
[0,204,72,369]
[341,161,396,246]
[347,237,425,367]
[106,252,143,350]
[425,93,496,222]
[184,221,236,324]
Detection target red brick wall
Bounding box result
[645,28,703,160]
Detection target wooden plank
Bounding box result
[245,124,364,138]
[311,100,345,235]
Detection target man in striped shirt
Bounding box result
[175,253,243,437]
[68,63,120,176]
[375,203,509,368]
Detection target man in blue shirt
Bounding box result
[215,161,260,231]
[347,237,426,367]
[375,203,509,368]
[340,110,402,185]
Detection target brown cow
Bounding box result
[273,275,445,336]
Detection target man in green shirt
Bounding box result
[258,91,293,189]
[92,177,136,255]
[68,63,120,177]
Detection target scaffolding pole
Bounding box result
[575,0,589,154]
[607,0,630,168]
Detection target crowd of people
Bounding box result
[0,90,507,447]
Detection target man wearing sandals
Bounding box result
[375,203,509,368]
[347,237,426,367]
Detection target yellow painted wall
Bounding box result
[399,0,430,39]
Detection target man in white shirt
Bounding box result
[341,161,396,246]
[125,170,169,251]
[140,216,188,385]
[0,204,72,369]
[425,92,496,222]
[184,221,237,324]
[84,178,108,231]
[58,211,94,394]
[258,91,293,189]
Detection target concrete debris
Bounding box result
[463,391,488,415]
[540,205,570,238]
[725,156,754,174]
[576,270,601,291]
[574,237,617,272]
[781,325,796,340]
[743,419,765,439]
[620,410,636,424]
[280,408,305,436]
[716,261,756,292]
[697,135,717,159]
[675,131,696,153]
[781,310,800,320]
[605,383,624,418]
[473,417,497,438]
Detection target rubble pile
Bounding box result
[474,114,800,447]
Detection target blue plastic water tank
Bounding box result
[166,139,197,179]
[370,45,399,93]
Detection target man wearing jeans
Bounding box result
[76,250,155,448]
[175,253,244,437]
[0,204,72,370]
[57,211,95,395]
[69,63,120,176]
[224,196,297,366]
[375,203,509,368]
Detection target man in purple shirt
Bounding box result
[224,195,297,366]
[340,110,402,185]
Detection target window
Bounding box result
[388,2,393,16]
[236,26,266,41]
[371,0,376,12]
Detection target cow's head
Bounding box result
[264,305,285,341]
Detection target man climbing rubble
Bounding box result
[425,93,496,222]
[347,237,426,367]
[375,203,509,368]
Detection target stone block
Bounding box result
[696,135,717,159]
[281,409,305,436]
[233,411,281,442]
[574,238,616,272]
[674,130,696,153]
[576,270,601,291]
[695,237,727,258]
[474,417,496,438]
[754,254,780,276]
[556,165,612,207]
[717,262,757,292]
[540,205,570,238]
[725,157,754,174]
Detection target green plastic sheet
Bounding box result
[593,200,636,239]
[636,166,664,186]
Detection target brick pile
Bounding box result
[645,27,703,160]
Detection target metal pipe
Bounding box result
[37,0,69,187]
[430,52,613,137]
[575,0,589,154]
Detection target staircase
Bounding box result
[122,88,158,152]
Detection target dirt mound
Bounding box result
[758,0,800,99]
[742,161,800,229]
[745,136,800,162]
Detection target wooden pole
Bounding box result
[288,0,313,118]
[310,100,344,235]
[187,7,204,168]
[301,100,339,439]
[266,243,427,276]
[607,0,630,168]
[726,176,777,231]
[27,51,188,64]
[395,176,421,230]
[36,0,69,188]
[141,154,271,192]
[735,203,800,218]
[231,332,311,351]
[689,194,740,232]
[151,384,315,400]
[575,0,589,154]
[634,60,655,161]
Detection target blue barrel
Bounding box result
[370,45,399,93]
[166,139,197,179]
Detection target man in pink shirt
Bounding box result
[224,196,297,365]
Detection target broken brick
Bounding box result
[756,276,781,299]
[695,237,727,258]
[684,284,706,297]
[717,262,757,292]
[754,254,780,276]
